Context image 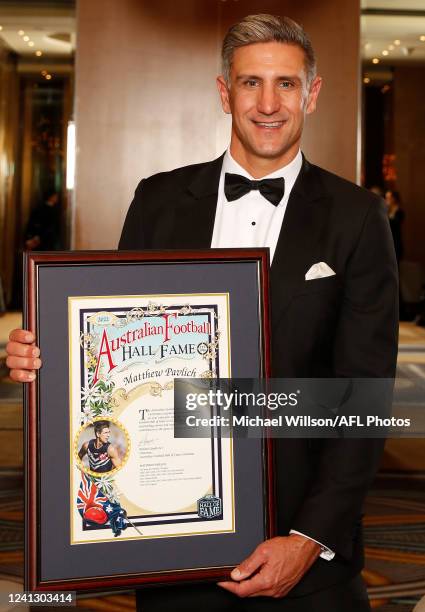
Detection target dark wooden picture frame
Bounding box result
[24,249,274,592]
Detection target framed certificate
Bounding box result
[24,249,273,591]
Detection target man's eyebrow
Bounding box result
[235,74,302,83]
[235,74,262,82]
[275,75,303,84]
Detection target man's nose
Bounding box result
[257,84,280,115]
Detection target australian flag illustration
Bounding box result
[102,500,128,537]
[77,472,128,537]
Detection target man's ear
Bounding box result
[216,75,232,114]
[306,76,322,115]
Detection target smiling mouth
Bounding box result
[252,121,285,129]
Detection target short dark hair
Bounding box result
[94,421,110,436]
[222,14,316,85]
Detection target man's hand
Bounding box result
[218,534,321,598]
[6,329,41,382]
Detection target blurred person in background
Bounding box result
[24,191,62,251]
[385,189,404,265]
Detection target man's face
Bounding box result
[385,191,395,208]
[217,42,321,172]
[97,427,110,444]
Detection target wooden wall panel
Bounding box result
[75,0,221,249]
[75,0,360,248]
[0,43,20,304]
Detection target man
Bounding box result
[7,14,398,612]
[78,421,121,473]
[24,192,62,251]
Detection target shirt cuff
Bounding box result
[289,529,335,561]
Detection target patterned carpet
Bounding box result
[362,324,425,611]
[0,315,424,611]
[364,476,425,610]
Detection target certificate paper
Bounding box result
[69,294,233,544]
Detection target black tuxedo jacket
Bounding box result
[119,155,398,598]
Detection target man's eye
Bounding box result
[245,80,259,87]
[279,81,293,89]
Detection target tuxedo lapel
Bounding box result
[270,159,333,323]
[169,155,224,249]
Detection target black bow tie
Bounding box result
[224,172,285,207]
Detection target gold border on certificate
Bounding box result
[73,416,131,478]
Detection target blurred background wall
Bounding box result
[393,66,425,268]
[0,38,20,307]
[1,0,424,304]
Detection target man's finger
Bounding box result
[9,369,36,383]
[8,329,35,344]
[6,341,40,359]
[6,356,41,371]
[230,546,266,581]
[218,571,269,597]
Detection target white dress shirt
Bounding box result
[211,149,302,262]
[211,148,335,561]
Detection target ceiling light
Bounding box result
[45,74,52,80]
[28,41,34,47]
[388,45,394,51]
[420,35,425,42]
[41,70,47,76]
[363,77,370,84]
[372,57,380,64]
[394,39,401,46]
[35,50,42,57]
[0,26,3,31]
[382,50,389,56]
[23,35,29,42]
[18,30,24,36]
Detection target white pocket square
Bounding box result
[305,262,336,281]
